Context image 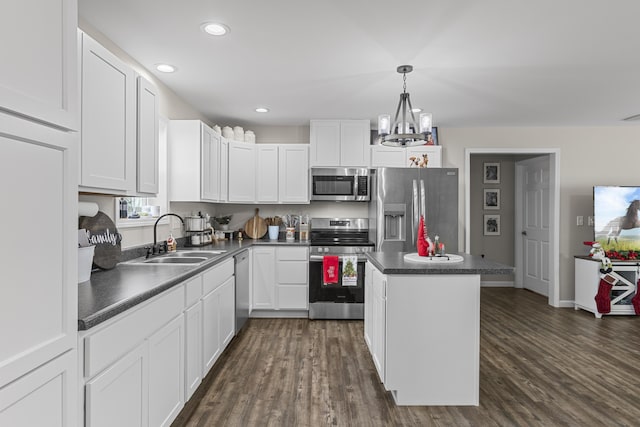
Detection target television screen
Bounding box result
[594,186,640,253]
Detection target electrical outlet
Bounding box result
[588,216,594,226]
[576,215,584,226]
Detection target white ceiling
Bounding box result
[79,0,640,129]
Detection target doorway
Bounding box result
[464,148,560,307]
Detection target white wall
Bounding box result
[441,126,640,301]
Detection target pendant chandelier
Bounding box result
[378,65,432,147]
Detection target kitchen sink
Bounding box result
[141,257,208,264]
[123,250,227,266]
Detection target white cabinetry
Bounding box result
[310,119,370,167]
[252,247,277,309]
[0,0,78,130]
[279,145,309,203]
[136,76,160,194]
[256,145,279,202]
[202,261,235,373]
[574,257,638,318]
[252,247,309,313]
[276,247,309,310]
[0,1,78,424]
[365,263,480,406]
[370,145,442,168]
[228,141,257,202]
[184,276,203,400]
[220,138,229,201]
[85,342,148,427]
[363,262,374,351]
[0,350,77,427]
[148,315,185,427]
[169,120,222,202]
[80,31,136,193]
[81,285,185,427]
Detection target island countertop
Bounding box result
[365,252,514,275]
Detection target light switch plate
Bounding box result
[576,216,584,226]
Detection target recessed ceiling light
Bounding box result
[255,107,269,113]
[155,63,176,73]
[202,22,230,36]
[411,108,422,113]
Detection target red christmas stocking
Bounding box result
[632,280,640,315]
[594,276,614,314]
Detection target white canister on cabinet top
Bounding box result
[244,130,255,143]
[233,126,244,141]
[222,126,234,139]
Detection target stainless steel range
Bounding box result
[308,218,375,320]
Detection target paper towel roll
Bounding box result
[78,202,99,217]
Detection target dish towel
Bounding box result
[323,255,339,285]
[342,256,358,287]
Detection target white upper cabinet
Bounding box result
[228,141,257,202]
[370,145,442,168]
[310,119,370,167]
[0,0,78,130]
[279,145,309,203]
[136,76,159,194]
[220,138,229,202]
[169,120,222,202]
[201,125,221,201]
[80,32,136,193]
[256,145,279,203]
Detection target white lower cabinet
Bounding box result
[363,262,374,351]
[275,247,309,310]
[85,342,148,427]
[370,267,386,383]
[184,302,203,400]
[252,247,309,313]
[81,258,236,427]
[148,316,185,427]
[0,350,77,427]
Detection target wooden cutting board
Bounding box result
[78,211,122,270]
[244,208,267,239]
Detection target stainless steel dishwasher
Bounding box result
[234,249,250,334]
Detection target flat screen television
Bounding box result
[594,186,640,253]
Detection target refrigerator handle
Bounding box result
[420,179,426,220]
[412,179,419,245]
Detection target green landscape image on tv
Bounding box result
[594,186,640,252]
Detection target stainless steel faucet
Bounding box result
[148,213,185,257]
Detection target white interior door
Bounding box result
[519,156,550,296]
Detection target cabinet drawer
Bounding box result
[276,261,308,284]
[184,275,203,308]
[84,285,184,378]
[277,247,308,261]
[203,259,234,295]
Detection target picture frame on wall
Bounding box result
[483,162,500,184]
[483,189,500,210]
[484,214,500,236]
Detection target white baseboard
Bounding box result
[250,309,308,319]
[481,280,514,288]
[557,300,575,308]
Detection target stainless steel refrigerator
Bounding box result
[368,167,459,253]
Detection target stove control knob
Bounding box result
[324,247,329,253]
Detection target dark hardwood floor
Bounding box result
[172,288,640,426]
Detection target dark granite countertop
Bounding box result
[365,252,514,275]
[78,239,309,331]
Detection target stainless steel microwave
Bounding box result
[310,168,370,201]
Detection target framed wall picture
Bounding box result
[484,214,501,236]
[483,189,500,210]
[483,162,500,184]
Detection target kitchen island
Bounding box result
[364,252,513,406]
